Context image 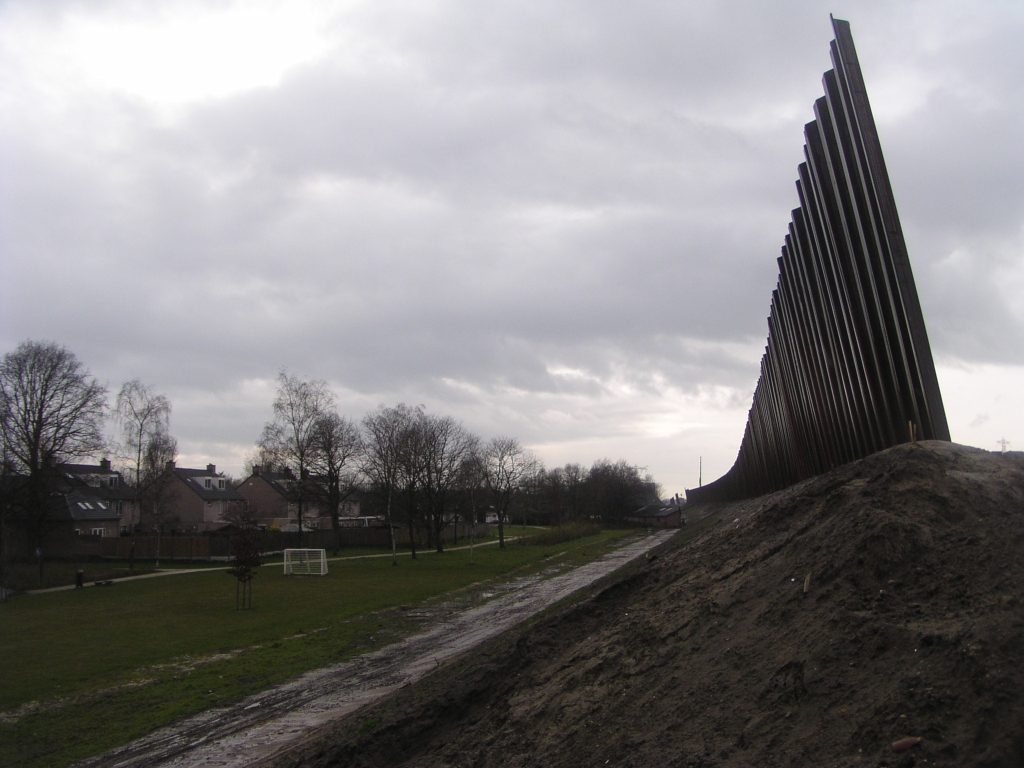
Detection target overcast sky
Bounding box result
[2,0,1023,495]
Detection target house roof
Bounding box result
[58,462,135,500]
[631,504,680,519]
[240,471,364,504]
[171,467,245,501]
[60,487,122,521]
[0,474,122,522]
[242,470,300,502]
[59,462,117,475]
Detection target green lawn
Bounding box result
[0,529,631,768]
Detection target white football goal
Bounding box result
[283,548,328,576]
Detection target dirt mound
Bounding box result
[274,442,1024,768]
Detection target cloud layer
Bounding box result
[3,0,1024,490]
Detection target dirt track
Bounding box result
[272,442,1024,768]
[71,531,675,768]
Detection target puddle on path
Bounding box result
[73,531,675,768]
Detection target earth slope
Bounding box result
[275,442,1024,768]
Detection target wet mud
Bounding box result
[71,531,675,768]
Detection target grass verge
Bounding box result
[0,529,631,768]
[516,521,603,546]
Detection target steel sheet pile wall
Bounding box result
[687,18,949,505]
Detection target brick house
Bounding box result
[60,486,123,537]
[150,462,246,532]
[58,459,138,534]
[2,468,123,558]
[237,465,358,530]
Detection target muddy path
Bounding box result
[72,530,676,768]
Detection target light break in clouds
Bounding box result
[2,0,1024,493]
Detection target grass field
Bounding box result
[0,529,631,768]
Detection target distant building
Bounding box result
[2,464,124,558]
[627,503,684,529]
[59,486,123,537]
[236,465,359,530]
[58,459,137,533]
[149,462,246,531]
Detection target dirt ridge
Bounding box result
[274,441,1024,768]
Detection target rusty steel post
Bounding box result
[686,17,949,505]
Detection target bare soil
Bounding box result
[273,441,1024,768]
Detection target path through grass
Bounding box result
[0,529,630,767]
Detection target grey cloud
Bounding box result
[3,0,1024,488]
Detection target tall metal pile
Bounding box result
[687,18,949,505]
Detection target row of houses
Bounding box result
[44,460,362,538]
[14,458,683,548]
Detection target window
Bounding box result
[77,502,94,510]
[204,478,212,489]
[91,528,104,537]
[106,476,118,488]
[218,478,226,490]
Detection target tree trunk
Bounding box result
[386,487,397,566]
[0,503,6,602]
[407,514,417,559]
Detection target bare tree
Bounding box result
[584,459,660,524]
[309,410,362,555]
[361,404,420,565]
[537,462,586,525]
[259,371,334,540]
[0,440,12,602]
[0,341,106,576]
[561,462,587,522]
[242,441,286,477]
[141,430,178,531]
[396,410,427,559]
[419,413,478,553]
[454,448,486,563]
[114,379,172,570]
[483,436,538,548]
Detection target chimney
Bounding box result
[165,460,176,471]
[253,465,261,476]
[207,464,216,474]
[100,458,111,472]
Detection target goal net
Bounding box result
[283,548,328,576]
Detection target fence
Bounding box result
[65,521,491,562]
